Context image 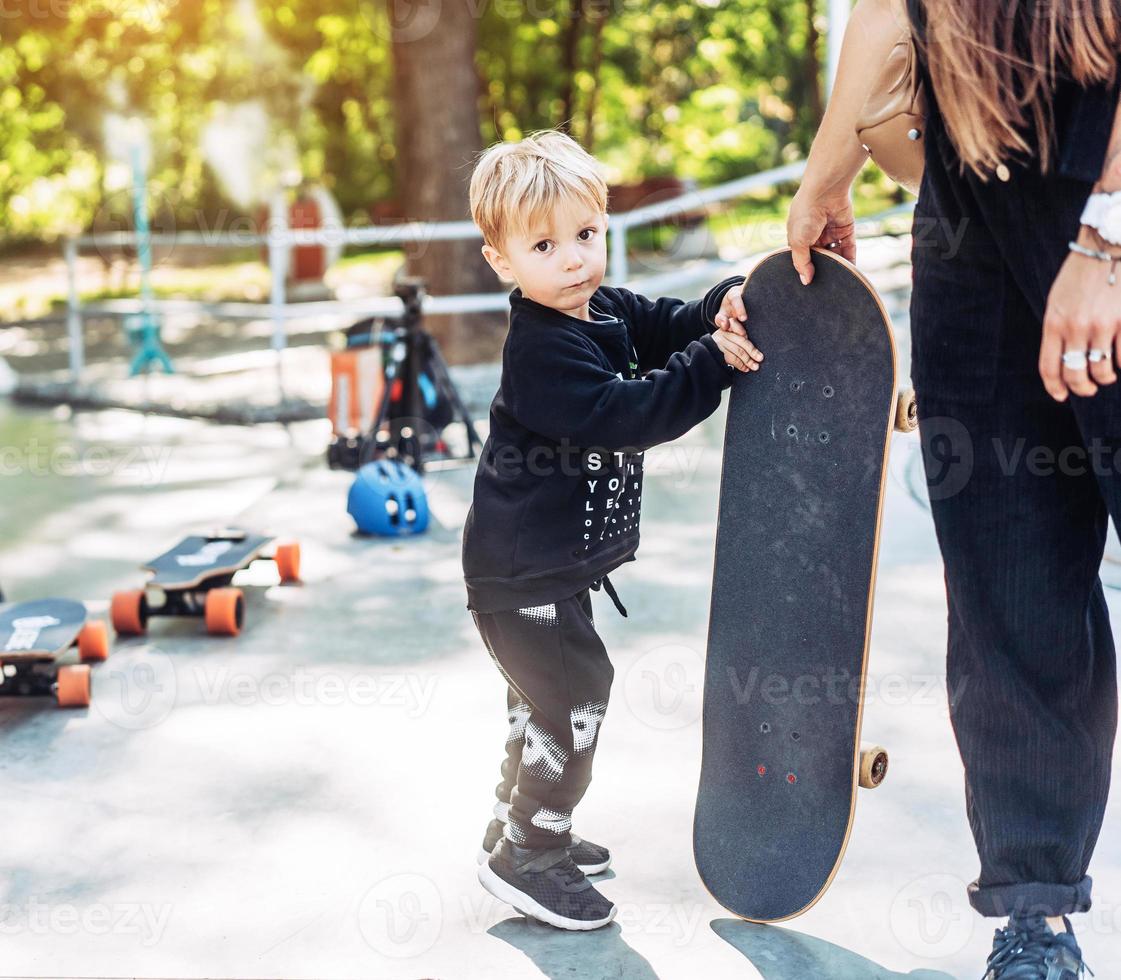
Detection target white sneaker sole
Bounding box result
[477,860,616,931]
[477,846,611,876]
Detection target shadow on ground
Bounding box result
[489,916,659,980]
[712,919,956,979]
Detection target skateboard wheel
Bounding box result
[56,664,91,708]
[205,587,244,636]
[894,388,918,433]
[859,744,889,788]
[110,589,149,635]
[274,542,301,583]
[77,620,110,662]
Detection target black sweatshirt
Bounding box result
[462,275,744,614]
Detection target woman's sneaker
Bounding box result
[983,914,1090,979]
[477,818,612,875]
[478,838,616,931]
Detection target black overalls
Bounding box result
[907,0,1121,918]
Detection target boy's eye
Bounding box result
[578,228,595,241]
[533,241,552,253]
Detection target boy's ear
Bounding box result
[481,243,514,283]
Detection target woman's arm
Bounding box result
[800,0,908,198]
[786,0,907,283]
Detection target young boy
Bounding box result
[462,130,761,930]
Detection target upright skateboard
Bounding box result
[0,598,110,708]
[111,529,300,637]
[694,246,916,922]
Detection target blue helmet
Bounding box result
[347,459,430,536]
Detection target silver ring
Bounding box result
[1088,348,1112,363]
[1062,350,1089,370]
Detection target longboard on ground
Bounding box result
[0,598,110,708]
[111,528,300,637]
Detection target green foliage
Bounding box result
[0,0,894,244]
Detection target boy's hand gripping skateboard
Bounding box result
[695,246,917,922]
[0,599,110,708]
[111,529,300,637]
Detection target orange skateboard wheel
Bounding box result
[56,664,91,708]
[274,542,301,583]
[77,620,109,662]
[111,589,148,635]
[205,587,244,636]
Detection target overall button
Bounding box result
[996,163,1011,182]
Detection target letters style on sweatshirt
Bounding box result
[462,276,745,613]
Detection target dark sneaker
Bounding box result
[477,818,612,875]
[566,834,611,875]
[983,915,1090,979]
[478,838,616,931]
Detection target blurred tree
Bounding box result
[1,0,887,290]
[474,0,828,186]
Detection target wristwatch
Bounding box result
[1080,191,1121,246]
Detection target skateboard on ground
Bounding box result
[694,245,917,922]
[111,529,300,637]
[0,598,110,708]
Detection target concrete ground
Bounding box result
[1,264,1120,978]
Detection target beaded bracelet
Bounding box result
[1068,240,1120,286]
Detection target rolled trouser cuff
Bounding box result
[968,876,1093,918]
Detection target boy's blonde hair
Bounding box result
[469,130,608,249]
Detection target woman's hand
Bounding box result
[787,184,858,286]
[1039,225,1121,401]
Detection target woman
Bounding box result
[776,0,1118,976]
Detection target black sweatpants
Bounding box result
[911,125,1119,918]
[470,585,614,851]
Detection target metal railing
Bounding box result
[59,158,854,391]
[607,160,808,282]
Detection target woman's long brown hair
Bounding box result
[913,0,1121,178]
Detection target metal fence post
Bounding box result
[268,200,289,401]
[610,220,628,284]
[65,237,84,382]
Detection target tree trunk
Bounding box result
[581,1,608,151]
[558,0,587,132]
[390,0,497,364]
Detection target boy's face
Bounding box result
[482,198,608,319]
